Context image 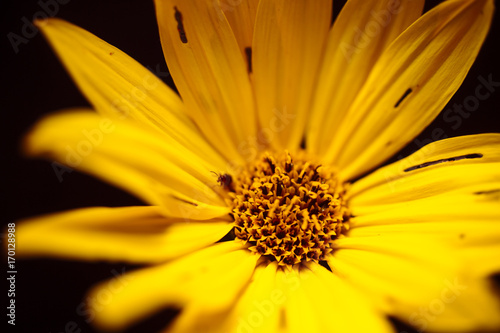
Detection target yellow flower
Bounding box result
[16,0,500,332]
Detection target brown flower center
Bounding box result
[226,151,350,267]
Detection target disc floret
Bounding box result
[228,151,350,267]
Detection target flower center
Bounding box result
[226,151,350,267]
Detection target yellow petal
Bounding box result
[411,280,500,333]
[350,133,500,208]
[171,263,283,333]
[253,0,332,150]
[225,263,284,333]
[302,264,394,333]
[88,241,257,330]
[350,182,500,276]
[35,18,225,169]
[331,0,494,179]
[308,0,424,155]
[221,0,259,62]
[330,235,500,331]
[278,268,322,333]
[462,244,500,277]
[351,183,500,227]
[155,0,257,164]
[330,235,459,313]
[349,219,500,280]
[24,110,229,219]
[16,206,232,263]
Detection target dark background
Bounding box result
[2,0,499,332]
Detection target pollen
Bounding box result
[227,151,350,267]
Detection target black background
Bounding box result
[2,0,500,332]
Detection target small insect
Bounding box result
[211,171,233,190]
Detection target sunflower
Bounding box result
[16,0,500,332]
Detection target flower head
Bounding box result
[16,0,500,332]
